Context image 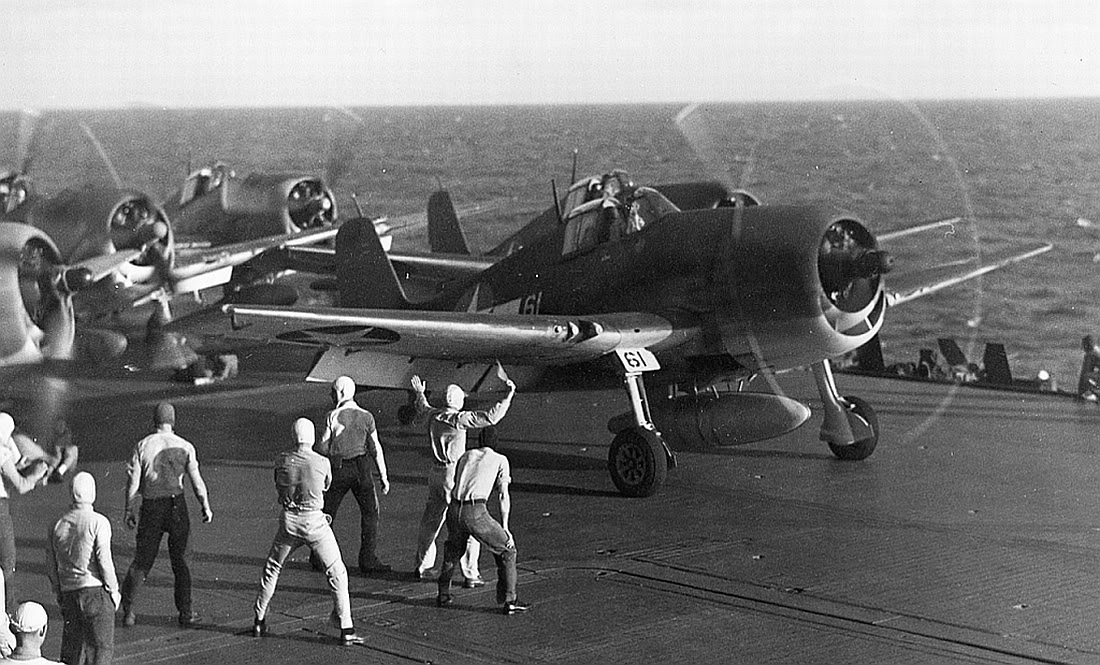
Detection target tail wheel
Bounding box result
[608,427,667,497]
[827,395,879,460]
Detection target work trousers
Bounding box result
[254,510,352,629]
[321,455,380,570]
[59,586,115,665]
[415,464,480,578]
[438,501,517,604]
[121,495,192,615]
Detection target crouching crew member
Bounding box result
[410,374,516,586]
[437,423,529,615]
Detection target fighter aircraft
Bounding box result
[0,114,344,367]
[186,162,1050,498]
[162,161,339,246]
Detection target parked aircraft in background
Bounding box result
[0,116,343,368]
[163,161,339,246]
[188,165,1050,498]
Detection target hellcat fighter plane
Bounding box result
[163,161,339,246]
[0,119,343,367]
[196,169,1050,498]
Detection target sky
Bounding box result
[1,0,1097,109]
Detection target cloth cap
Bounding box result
[71,472,96,504]
[9,601,48,633]
[445,384,465,409]
[332,376,356,403]
[293,418,315,445]
[0,412,13,441]
[154,402,175,426]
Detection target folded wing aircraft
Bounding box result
[163,161,339,246]
[192,168,1050,498]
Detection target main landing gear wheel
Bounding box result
[827,396,879,461]
[608,427,667,497]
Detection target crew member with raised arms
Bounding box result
[252,418,364,645]
[410,368,516,585]
[0,412,50,605]
[436,390,529,615]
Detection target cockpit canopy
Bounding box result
[178,162,233,207]
[560,171,679,256]
[0,171,32,215]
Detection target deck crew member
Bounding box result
[437,420,528,615]
[46,472,120,665]
[3,602,62,664]
[252,419,364,645]
[120,403,213,629]
[315,376,391,574]
[0,413,50,604]
[410,374,516,585]
[1078,335,1100,401]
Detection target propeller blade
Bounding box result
[886,243,1052,307]
[77,121,123,190]
[675,103,757,194]
[16,109,45,176]
[878,217,963,242]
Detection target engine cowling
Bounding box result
[222,174,337,238]
[0,222,74,364]
[22,186,173,285]
[699,205,891,372]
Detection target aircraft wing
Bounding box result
[219,304,672,365]
[280,246,499,280]
[885,242,1052,307]
[72,248,146,283]
[168,226,340,292]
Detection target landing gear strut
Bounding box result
[811,360,878,460]
[608,362,674,497]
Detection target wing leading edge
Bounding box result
[222,304,673,366]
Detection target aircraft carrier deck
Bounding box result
[7,348,1100,664]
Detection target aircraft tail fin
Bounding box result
[336,217,410,309]
[982,342,1013,384]
[937,338,968,367]
[428,190,470,255]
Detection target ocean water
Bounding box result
[3,99,1099,386]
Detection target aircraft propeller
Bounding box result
[674,103,761,207]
